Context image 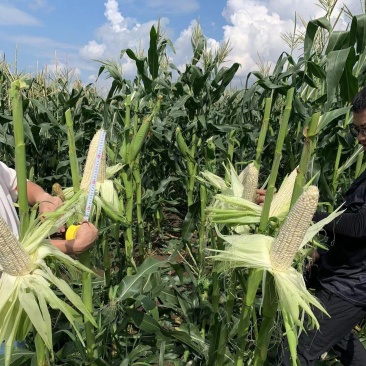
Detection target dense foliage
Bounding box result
[1,4,366,365]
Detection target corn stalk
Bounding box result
[291,112,320,205]
[252,87,294,366]
[65,108,80,193]
[9,79,29,240]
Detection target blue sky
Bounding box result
[0,0,363,88]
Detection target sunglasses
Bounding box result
[349,124,366,137]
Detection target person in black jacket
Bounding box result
[258,86,366,365]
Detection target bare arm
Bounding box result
[26,181,63,213]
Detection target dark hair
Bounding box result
[352,86,366,113]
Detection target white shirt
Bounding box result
[0,162,19,238]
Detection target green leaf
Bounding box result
[326,47,354,110]
[18,289,52,349]
[352,14,366,54]
[339,46,358,104]
[325,31,351,54]
[0,349,34,366]
[181,201,200,241]
[304,17,331,59]
[317,107,350,133]
[117,257,168,301]
[126,309,204,356]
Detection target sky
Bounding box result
[0,0,364,90]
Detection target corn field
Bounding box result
[1,3,366,366]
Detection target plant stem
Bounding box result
[291,112,320,205]
[79,251,97,362]
[235,269,263,366]
[260,87,294,232]
[255,97,272,167]
[253,273,278,366]
[9,80,29,240]
[65,108,80,192]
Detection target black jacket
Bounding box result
[315,168,366,305]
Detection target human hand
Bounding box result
[73,221,98,254]
[256,189,266,206]
[38,194,65,233]
[38,194,63,215]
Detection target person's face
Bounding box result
[352,110,366,150]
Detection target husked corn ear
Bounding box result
[239,162,259,202]
[80,130,106,190]
[98,148,106,183]
[269,166,298,217]
[0,216,31,276]
[269,185,319,271]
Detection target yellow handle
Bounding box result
[66,224,80,240]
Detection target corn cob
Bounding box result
[128,95,162,164]
[269,185,319,271]
[98,147,106,183]
[0,216,31,276]
[128,118,151,163]
[80,130,106,190]
[239,162,259,202]
[269,166,298,217]
[176,127,193,160]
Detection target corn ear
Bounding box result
[269,185,319,271]
[176,127,193,160]
[80,130,106,190]
[128,95,162,163]
[0,216,31,276]
[128,119,152,163]
[98,148,106,183]
[269,166,299,218]
[240,162,259,201]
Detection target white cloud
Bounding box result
[0,4,41,26]
[79,0,172,80]
[80,0,364,86]
[220,1,294,78]
[80,41,106,59]
[104,0,126,32]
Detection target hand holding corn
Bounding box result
[53,221,98,255]
[256,188,266,206]
[25,181,65,232]
[38,194,63,215]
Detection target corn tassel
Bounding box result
[0,216,31,276]
[269,185,319,271]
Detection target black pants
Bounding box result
[279,287,366,366]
